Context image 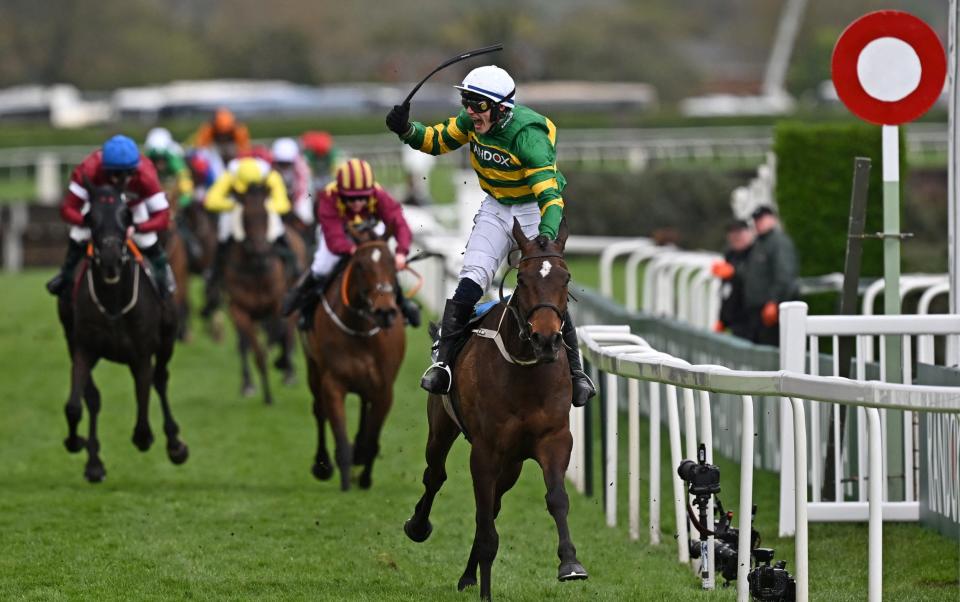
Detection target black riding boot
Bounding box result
[420,299,474,394]
[562,311,596,408]
[142,243,174,298]
[46,240,85,297]
[272,236,298,281]
[282,270,325,317]
[202,241,229,318]
[176,214,202,265]
[396,284,421,328]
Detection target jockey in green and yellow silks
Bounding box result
[385,65,594,407]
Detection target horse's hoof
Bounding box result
[311,462,333,481]
[283,373,296,387]
[132,430,154,452]
[84,463,106,483]
[457,575,477,591]
[64,436,86,453]
[168,442,189,465]
[358,472,372,490]
[558,561,588,581]
[241,384,256,398]
[403,518,432,543]
[263,395,274,406]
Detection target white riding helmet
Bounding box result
[454,65,516,109]
[145,127,174,152]
[271,137,300,163]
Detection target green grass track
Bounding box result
[0,271,956,600]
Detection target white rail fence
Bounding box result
[573,322,960,602]
[777,302,960,537]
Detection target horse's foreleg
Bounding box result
[536,431,587,582]
[322,381,351,491]
[352,399,369,466]
[81,373,105,483]
[64,351,91,454]
[458,459,522,592]
[355,389,394,490]
[470,447,500,601]
[405,395,459,543]
[280,316,296,386]
[154,337,189,465]
[308,359,332,481]
[129,360,154,453]
[230,305,264,401]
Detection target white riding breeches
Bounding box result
[69,200,158,248]
[217,207,285,243]
[460,196,541,291]
[310,221,385,277]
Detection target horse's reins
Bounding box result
[324,240,420,337]
[85,239,144,320]
[473,251,570,365]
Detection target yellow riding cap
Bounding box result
[233,158,267,193]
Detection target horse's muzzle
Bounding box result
[530,331,562,363]
[372,307,398,329]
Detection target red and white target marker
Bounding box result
[832,10,946,126]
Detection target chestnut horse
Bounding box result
[404,219,586,600]
[57,181,189,482]
[302,224,405,491]
[223,184,306,404]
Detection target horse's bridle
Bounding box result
[501,252,567,343]
[320,240,395,336]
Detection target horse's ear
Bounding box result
[511,217,529,247]
[82,174,94,194]
[554,218,569,252]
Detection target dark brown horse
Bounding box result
[171,200,220,342]
[57,182,188,482]
[164,228,191,341]
[404,218,586,600]
[302,225,405,491]
[223,185,306,404]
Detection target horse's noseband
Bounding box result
[91,235,131,267]
[507,252,566,343]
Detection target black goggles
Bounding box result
[460,93,494,113]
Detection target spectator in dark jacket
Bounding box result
[741,205,799,346]
[713,219,755,339]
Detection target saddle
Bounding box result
[427,299,506,442]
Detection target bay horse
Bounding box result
[302,222,405,491]
[57,181,189,483]
[164,199,220,342]
[164,228,190,341]
[404,218,586,600]
[223,184,306,404]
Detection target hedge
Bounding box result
[774,121,905,278]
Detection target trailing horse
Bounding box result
[302,224,405,491]
[404,218,586,600]
[57,181,188,483]
[223,184,306,404]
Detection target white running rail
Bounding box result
[575,322,960,602]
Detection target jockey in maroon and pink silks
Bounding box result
[282,157,420,329]
[46,134,174,298]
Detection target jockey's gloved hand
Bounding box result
[386,104,411,136]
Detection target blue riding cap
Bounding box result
[102,135,140,171]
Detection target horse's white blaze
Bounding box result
[371,248,381,263]
[540,260,552,278]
